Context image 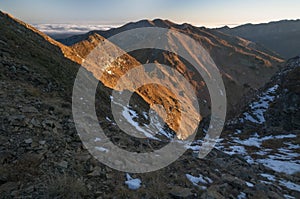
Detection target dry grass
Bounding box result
[46,174,88,199]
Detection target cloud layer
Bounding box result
[34,23,119,34]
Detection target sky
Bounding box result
[1,0,299,28]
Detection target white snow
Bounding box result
[235,129,242,134]
[233,133,296,148]
[223,145,247,155]
[219,132,299,175]
[255,149,271,156]
[219,89,224,96]
[233,136,261,147]
[185,145,201,151]
[110,94,173,140]
[217,143,255,164]
[285,142,300,149]
[257,159,300,175]
[242,84,279,124]
[245,181,254,187]
[243,113,259,123]
[284,194,296,199]
[121,106,156,139]
[106,69,113,75]
[260,180,272,185]
[260,173,276,182]
[279,180,300,192]
[186,174,213,186]
[272,134,297,139]
[142,111,149,120]
[125,173,142,190]
[95,146,109,152]
[237,192,247,199]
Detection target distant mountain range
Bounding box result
[217,20,300,59]
[53,19,300,60]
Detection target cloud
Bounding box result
[33,23,120,34]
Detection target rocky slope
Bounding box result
[216,56,300,198]
[217,20,300,59]
[0,11,297,198]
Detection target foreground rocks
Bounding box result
[0,56,291,198]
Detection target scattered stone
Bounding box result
[169,186,193,198]
[8,114,25,122]
[24,138,33,144]
[0,151,13,164]
[10,65,16,73]
[17,152,43,167]
[88,166,104,177]
[0,39,7,45]
[57,160,68,169]
[42,119,55,129]
[0,182,19,194]
[21,65,29,72]
[74,151,91,162]
[31,141,39,148]
[21,106,38,113]
[39,140,46,145]
[30,118,41,127]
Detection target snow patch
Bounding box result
[260,173,276,182]
[186,174,213,186]
[243,84,279,124]
[257,159,300,175]
[246,181,254,187]
[284,194,296,199]
[237,192,246,199]
[279,180,300,192]
[121,106,157,139]
[125,173,141,190]
[95,146,109,152]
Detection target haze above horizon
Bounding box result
[1,0,299,28]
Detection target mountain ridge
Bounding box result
[62,19,284,118]
[0,11,83,64]
[217,19,300,59]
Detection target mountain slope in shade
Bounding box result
[185,56,300,197]
[217,20,300,59]
[0,12,83,64]
[214,56,300,197]
[0,11,81,90]
[61,19,284,117]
